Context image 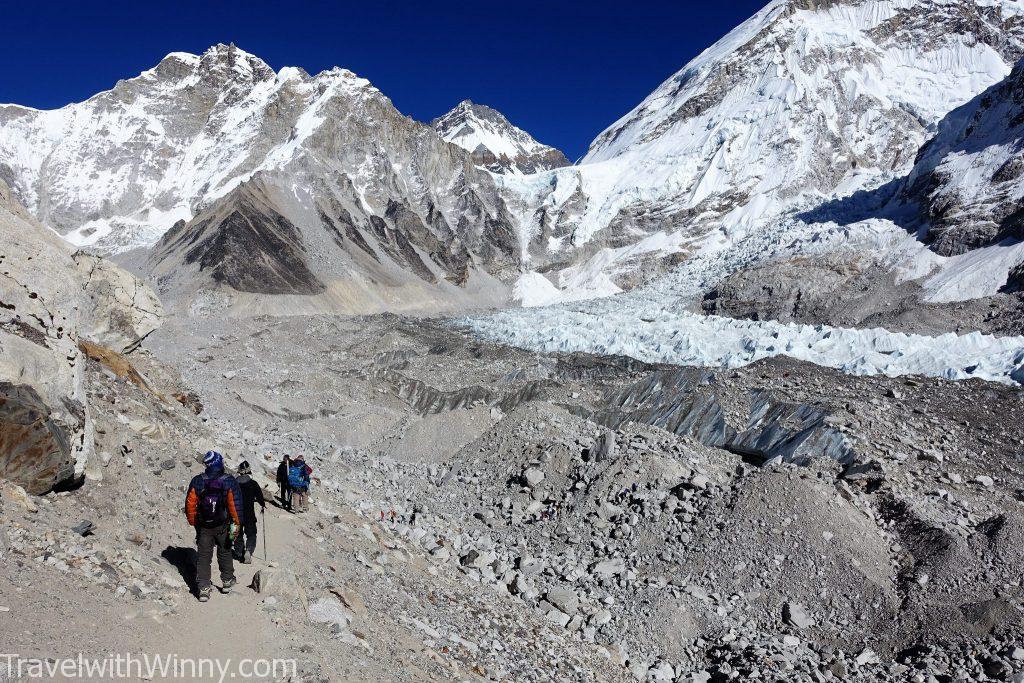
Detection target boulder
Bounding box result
[308,596,353,629]
[523,467,545,487]
[1,482,38,512]
[329,586,367,618]
[540,603,572,627]
[545,587,580,616]
[249,567,308,612]
[590,557,626,578]
[783,601,815,629]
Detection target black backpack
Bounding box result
[198,474,229,526]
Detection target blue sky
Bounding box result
[1,0,770,160]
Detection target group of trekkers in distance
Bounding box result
[276,453,312,514]
[183,450,314,602]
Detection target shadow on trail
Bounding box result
[162,546,198,596]
[266,495,292,512]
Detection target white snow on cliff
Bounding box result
[0,45,378,253]
[432,100,568,175]
[500,0,1024,301]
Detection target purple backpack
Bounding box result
[198,475,229,526]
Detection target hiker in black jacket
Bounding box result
[233,461,266,563]
[276,454,292,511]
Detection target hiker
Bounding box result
[233,460,266,564]
[184,450,244,602]
[276,454,292,511]
[288,454,312,513]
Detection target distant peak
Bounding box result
[432,100,569,175]
[203,42,246,58]
[200,42,265,66]
[435,100,506,128]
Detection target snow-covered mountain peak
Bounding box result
[0,46,412,253]
[494,0,1024,306]
[138,43,275,92]
[586,0,1024,165]
[432,100,569,175]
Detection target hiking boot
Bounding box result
[198,586,212,602]
[220,577,237,594]
[243,550,252,564]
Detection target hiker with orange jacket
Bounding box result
[185,451,244,602]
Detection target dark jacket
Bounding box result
[237,474,266,522]
[276,460,290,485]
[185,466,243,528]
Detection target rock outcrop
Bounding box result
[0,180,91,493]
[0,180,164,493]
[903,58,1024,256]
[76,253,164,352]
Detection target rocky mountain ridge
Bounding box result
[5,4,1024,317]
[0,44,522,289]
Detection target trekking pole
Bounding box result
[262,507,268,561]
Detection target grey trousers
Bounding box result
[196,524,234,588]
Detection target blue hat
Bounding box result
[203,450,223,470]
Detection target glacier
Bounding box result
[466,0,1024,383]
[465,299,1024,385]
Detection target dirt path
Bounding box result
[132,503,306,681]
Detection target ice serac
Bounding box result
[503,0,1024,298]
[432,100,570,175]
[588,367,854,465]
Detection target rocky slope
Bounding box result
[697,55,1024,331]
[2,332,631,682]
[432,100,570,175]
[4,280,1023,682]
[129,169,516,315]
[105,312,1024,681]
[0,180,91,493]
